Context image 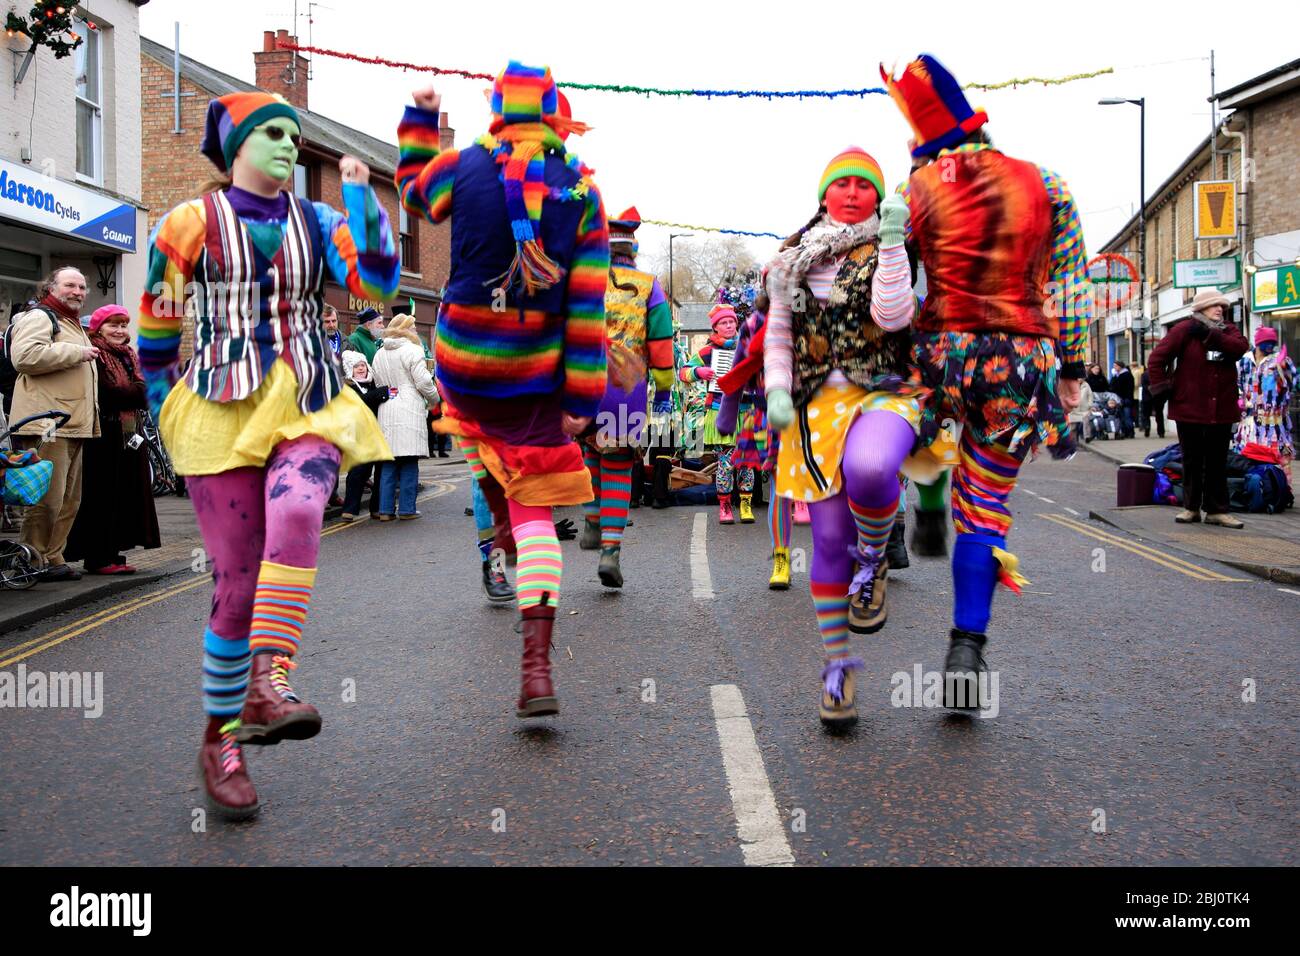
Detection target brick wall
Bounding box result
[1249,88,1300,241]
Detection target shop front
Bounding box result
[0,156,144,329]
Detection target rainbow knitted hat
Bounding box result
[880,54,988,158]
[490,61,558,128]
[200,92,300,172]
[818,147,886,204]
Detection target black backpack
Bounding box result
[0,305,60,399]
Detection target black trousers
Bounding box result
[1178,422,1232,515]
[1141,396,1166,438]
[342,461,380,516]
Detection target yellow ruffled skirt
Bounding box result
[159,359,392,476]
[775,380,956,503]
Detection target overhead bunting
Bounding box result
[277,41,1112,100]
[642,220,784,240]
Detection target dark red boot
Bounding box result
[236,653,322,745]
[198,716,259,820]
[516,594,558,718]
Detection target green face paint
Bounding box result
[239,117,301,184]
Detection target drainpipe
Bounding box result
[1220,122,1248,333]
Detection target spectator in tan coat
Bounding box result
[8,266,101,580]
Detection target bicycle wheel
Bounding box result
[1,543,42,589]
[148,446,172,497]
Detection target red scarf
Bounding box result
[90,331,144,429]
[41,293,79,321]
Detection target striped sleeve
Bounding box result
[138,200,206,407]
[313,183,399,302]
[763,275,795,394]
[645,278,675,392]
[1039,166,1090,372]
[870,242,914,331]
[396,105,459,224]
[560,183,610,418]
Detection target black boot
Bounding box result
[943,628,988,710]
[598,546,623,588]
[885,517,910,569]
[911,509,949,557]
[481,557,515,604]
[651,455,672,509]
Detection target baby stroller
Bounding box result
[1,410,70,589]
[1090,391,1124,441]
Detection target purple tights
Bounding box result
[808,410,915,582]
[187,435,341,641]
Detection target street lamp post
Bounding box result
[668,233,693,313]
[1099,97,1146,365]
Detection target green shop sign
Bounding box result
[1251,265,1300,314]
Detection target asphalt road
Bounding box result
[1,452,1296,866]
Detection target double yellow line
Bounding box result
[0,478,463,668]
[1038,513,1248,582]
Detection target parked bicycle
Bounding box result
[138,408,184,498]
[0,409,71,589]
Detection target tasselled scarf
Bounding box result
[768,214,880,304]
[90,331,144,430]
[476,122,596,297]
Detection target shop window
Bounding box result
[72,18,103,185]
[400,205,418,273]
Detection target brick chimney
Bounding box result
[439,111,455,151]
[253,30,309,111]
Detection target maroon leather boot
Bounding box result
[198,716,259,820]
[236,653,322,745]
[516,595,558,718]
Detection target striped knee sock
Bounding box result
[581,444,601,524]
[202,626,251,718]
[952,438,1022,537]
[599,452,634,547]
[770,495,792,551]
[514,519,562,610]
[810,579,851,659]
[848,495,899,554]
[461,441,488,483]
[249,561,316,656]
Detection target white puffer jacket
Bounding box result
[371,337,439,457]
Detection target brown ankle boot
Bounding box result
[236,653,322,745]
[198,716,259,820]
[516,594,559,718]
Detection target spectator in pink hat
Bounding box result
[64,304,160,574]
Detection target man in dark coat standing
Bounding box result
[1147,289,1250,528]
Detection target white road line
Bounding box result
[691,512,715,600]
[1279,588,1300,598]
[1064,507,1081,516]
[1039,497,1055,504]
[709,684,795,867]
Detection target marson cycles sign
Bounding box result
[0,158,137,253]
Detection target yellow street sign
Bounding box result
[1194,180,1236,239]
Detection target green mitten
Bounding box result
[878,192,909,247]
[767,387,795,431]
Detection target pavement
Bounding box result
[1,450,1295,866]
[0,457,466,635]
[1077,424,1300,584]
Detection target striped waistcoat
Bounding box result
[184,190,341,414]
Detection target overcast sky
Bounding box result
[141,0,1297,271]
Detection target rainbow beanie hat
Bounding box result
[201,92,300,172]
[818,147,886,203]
[881,54,988,158]
[490,61,558,128]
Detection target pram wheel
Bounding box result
[0,542,42,590]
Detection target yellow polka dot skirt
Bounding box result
[774,381,924,503]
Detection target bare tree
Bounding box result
[648,234,759,303]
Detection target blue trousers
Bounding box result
[379,456,419,516]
